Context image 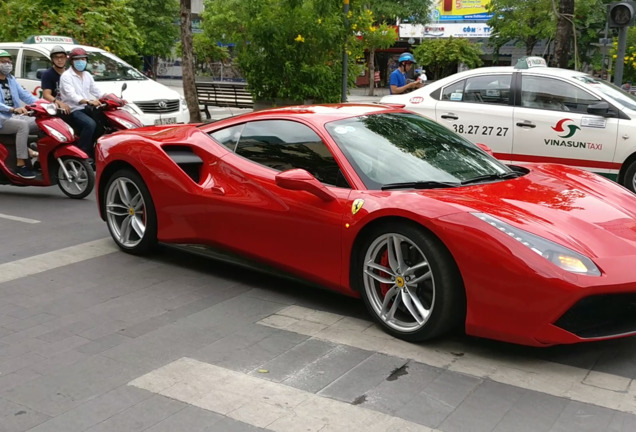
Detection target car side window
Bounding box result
[22,49,49,80]
[521,76,600,113]
[235,120,350,188]
[209,124,244,151]
[441,75,511,105]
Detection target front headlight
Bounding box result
[121,103,141,116]
[472,212,601,276]
[42,124,68,142]
[180,97,187,110]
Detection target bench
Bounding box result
[195,82,254,118]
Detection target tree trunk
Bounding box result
[180,0,201,123]
[368,48,375,97]
[554,0,574,68]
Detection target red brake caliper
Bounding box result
[380,249,391,297]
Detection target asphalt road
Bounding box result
[1,173,636,431]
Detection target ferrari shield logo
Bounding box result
[351,199,364,215]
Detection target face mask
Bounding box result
[0,63,12,76]
[73,60,87,72]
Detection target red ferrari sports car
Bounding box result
[96,103,636,347]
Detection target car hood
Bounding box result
[95,79,182,103]
[429,164,636,258]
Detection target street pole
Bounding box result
[615,25,628,86]
[602,4,610,81]
[341,0,349,102]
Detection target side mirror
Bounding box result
[476,142,495,156]
[275,169,336,202]
[587,101,611,117]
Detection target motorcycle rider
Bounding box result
[41,46,72,115]
[389,53,422,95]
[0,50,38,179]
[59,47,105,160]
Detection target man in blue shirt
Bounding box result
[0,50,38,178]
[389,53,423,95]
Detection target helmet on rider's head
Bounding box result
[398,53,415,64]
[49,46,67,60]
[0,50,11,58]
[69,48,88,60]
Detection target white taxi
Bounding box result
[380,57,636,192]
[0,35,190,126]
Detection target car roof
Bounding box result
[209,103,406,128]
[435,64,589,84]
[0,36,107,54]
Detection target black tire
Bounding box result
[623,161,636,193]
[103,169,157,254]
[354,223,465,342]
[57,157,95,199]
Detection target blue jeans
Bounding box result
[69,109,97,158]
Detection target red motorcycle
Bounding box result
[0,99,94,199]
[96,91,144,134]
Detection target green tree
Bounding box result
[202,0,350,104]
[366,0,431,24]
[351,9,398,96]
[0,0,141,58]
[129,0,180,76]
[413,37,483,79]
[486,0,555,57]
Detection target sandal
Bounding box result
[28,148,39,158]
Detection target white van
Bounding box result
[0,35,190,126]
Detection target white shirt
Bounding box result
[59,68,104,112]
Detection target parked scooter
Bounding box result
[0,99,94,199]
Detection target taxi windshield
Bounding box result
[86,51,146,82]
[574,75,636,110]
[326,112,513,190]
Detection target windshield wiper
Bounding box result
[461,171,520,185]
[381,181,460,190]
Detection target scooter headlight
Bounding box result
[111,116,139,129]
[42,124,68,142]
[472,212,601,276]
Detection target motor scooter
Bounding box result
[0,99,94,199]
[91,84,143,138]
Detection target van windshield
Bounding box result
[86,51,146,82]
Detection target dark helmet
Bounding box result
[398,53,415,64]
[49,45,67,60]
[69,47,88,60]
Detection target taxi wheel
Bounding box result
[354,223,466,342]
[624,162,636,193]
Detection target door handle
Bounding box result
[441,114,458,120]
[516,121,536,128]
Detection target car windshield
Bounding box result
[325,112,513,190]
[86,51,146,82]
[574,75,636,110]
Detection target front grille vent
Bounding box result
[135,99,180,114]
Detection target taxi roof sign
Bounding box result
[515,56,547,69]
[24,35,79,45]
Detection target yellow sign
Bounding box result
[351,199,364,215]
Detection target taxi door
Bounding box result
[434,73,514,161]
[512,74,619,174]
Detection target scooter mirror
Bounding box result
[120,83,128,98]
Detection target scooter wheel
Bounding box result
[57,157,95,199]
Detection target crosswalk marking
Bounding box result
[0,238,118,284]
[0,212,40,224]
[258,305,636,415]
[129,357,436,432]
